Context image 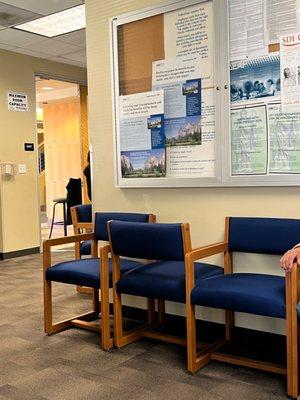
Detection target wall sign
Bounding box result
[7,92,28,112]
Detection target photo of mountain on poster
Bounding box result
[121,149,165,178]
[165,116,202,146]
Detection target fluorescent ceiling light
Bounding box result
[41,87,53,90]
[14,5,85,38]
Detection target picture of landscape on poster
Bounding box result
[118,90,166,178]
[165,116,201,146]
[121,149,165,178]
[230,54,280,104]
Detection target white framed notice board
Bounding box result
[110,0,300,187]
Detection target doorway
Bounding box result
[35,77,89,241]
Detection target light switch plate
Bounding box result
[18,164,26,174]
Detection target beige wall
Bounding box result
[85,0,300,334]
[39,172,46,207]
[0,49,86,254]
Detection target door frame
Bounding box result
[34,72,89,250]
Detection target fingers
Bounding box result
[280,249,300,272]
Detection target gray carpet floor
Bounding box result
[0,251,289,399]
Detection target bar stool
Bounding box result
[48,198,67,238]
[48,178,82,239]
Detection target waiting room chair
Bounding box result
[71,204,93,259]
[185,217,300,399]
[43,212,155,350]
[71,204,93,294]
[108,220,224,349]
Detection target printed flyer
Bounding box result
[163,2,214,84]
[119,90,165,178]
[152,57,202,146]
[231,105,268,175]
[230,54,280,105]
[280,33,300,111]
[268,104,300,173]
[166,88,215,178]
[229,0,267,61]
[152,56,215,178]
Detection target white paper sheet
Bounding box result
[280,33,300,111]
[229,0,267,61]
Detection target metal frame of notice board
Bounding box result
[110,0,300,187]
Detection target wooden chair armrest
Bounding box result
[100,244,111,258]
[186,241,228,264]
[43,233,94,249]
[285,261,300,304]
[43,233,94,271]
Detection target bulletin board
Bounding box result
[111,0,300,187]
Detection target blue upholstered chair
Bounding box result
[70,204,93,259]
[71,204,94,294]
[185,217,300,399]
[108,220,223,349]
[43,212,155,350]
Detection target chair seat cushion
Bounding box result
[46,258,141,288]
[80,240,92,256]
[116,261,223,303]
[191,273,286,319]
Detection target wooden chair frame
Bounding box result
[185,217,300,399]
[70,206,93,294]
[43,233,114,350]
[109,222,225,353]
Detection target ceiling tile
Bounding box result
[11,46,50,59]
[55,29,85,47]
[0,28,44,46]
[0,0,84,16]
[62,49,86,62]
[0,2,41,27]
[0,42,16,50]
[22,38,79,56]
[47,55,86,68]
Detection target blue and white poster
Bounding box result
[152,57,202,146]
[152,56,215,178]
[119,90,165,178]
[230,54,281,105]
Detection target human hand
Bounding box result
[280,247,300,272]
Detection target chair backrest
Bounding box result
[228,217,300,255]
[66,178,82,224]
[108,220,187,261]
[94,212,154,241]
[71,204,93,235]
[72,204,92,223]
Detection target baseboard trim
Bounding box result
[0,247,40,260]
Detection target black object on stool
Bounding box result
[49,178,82,239]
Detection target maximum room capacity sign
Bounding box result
[7,92,28,112]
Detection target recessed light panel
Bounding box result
[14,5,85,38]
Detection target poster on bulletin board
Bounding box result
[113,0,219,187]
[112,0,300,187]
